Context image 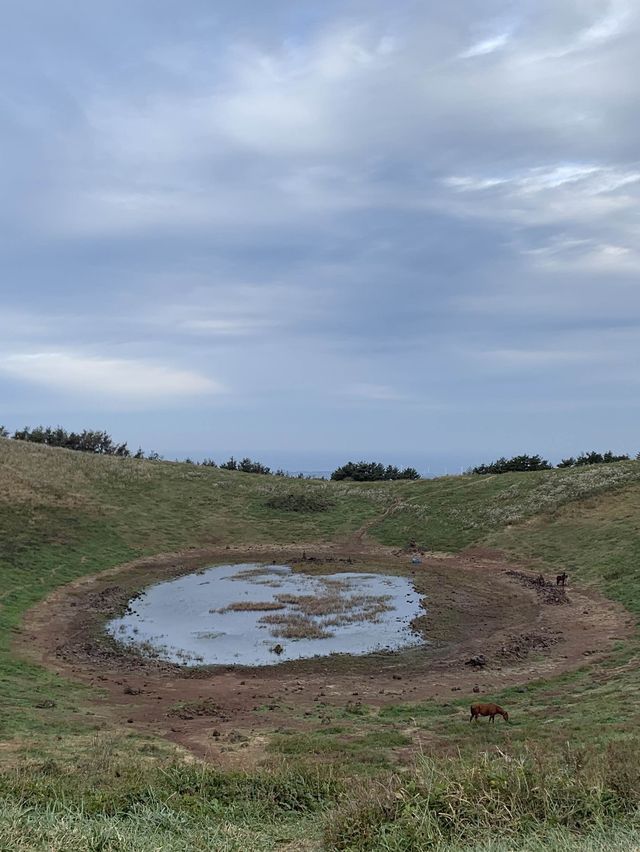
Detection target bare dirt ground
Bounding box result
[17,540,633,763]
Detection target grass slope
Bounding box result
[3,438,640,849]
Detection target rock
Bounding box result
[123,685,141,695]
[472,686,480,693]
[465,655,487,668]
[34,699,56,709]
[228,730,249,744]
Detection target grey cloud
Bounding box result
[1,1,639,463]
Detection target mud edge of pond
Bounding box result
[18,543,634,684]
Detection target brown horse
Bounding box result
[470,702,509,723]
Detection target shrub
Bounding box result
[331,461,420,481]
[220,456,271,474]
[558,451,630,468]
[325,744,640,850]
[12,425,130,456]
[471,454,552,475]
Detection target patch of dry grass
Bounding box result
[229,567,282,581]
[275,591,393,624]
[215,601,286,613]
[256,586,395,640]
[260,613,333,640]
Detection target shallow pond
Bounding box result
[106,564,425,667]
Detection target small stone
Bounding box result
[228,730,249,744]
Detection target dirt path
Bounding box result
[349,497,403,547]
[17,543,633,764]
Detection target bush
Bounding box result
[558,451,630,468]
[12,426,130,456]
[471,454,552,475]
[220,456,271,474]
[325,744,640,850]
[331,461,420,481]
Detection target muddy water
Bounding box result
[106,563,425,666]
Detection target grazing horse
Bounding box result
[470,702,509,723]
[556,572,568,586]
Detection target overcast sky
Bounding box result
[1,1,639,472]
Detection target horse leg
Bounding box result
[490,715,495,723]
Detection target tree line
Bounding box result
[470,450,633,475]
[0,424,424,480]
[3,425,137,457]
[330,461,420,481]
[1,424,636,480]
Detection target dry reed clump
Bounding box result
[274,591,393,622]
[258,588,394,639]
[214,601,286,613]
[324,742,640,850]
[260,613,333,640]
[230,567,284,581]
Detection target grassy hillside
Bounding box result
[3,437,640,849]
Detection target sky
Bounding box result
[1,0,639,473]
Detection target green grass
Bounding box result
[0,752,340,851]
[488,478,640,615]
[5,438,640,848]
[325,743,640,851]
[3,741,640,851]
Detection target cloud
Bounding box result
[178,318,272,335]
[440,163,640,233]
[476,348,599,371]
[458,32,511,59]
[0,352,222,403]
[1,1,640,458]
[523,237,640,274]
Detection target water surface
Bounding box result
[107,563,425,666]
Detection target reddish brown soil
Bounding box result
[17,543,632,763]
